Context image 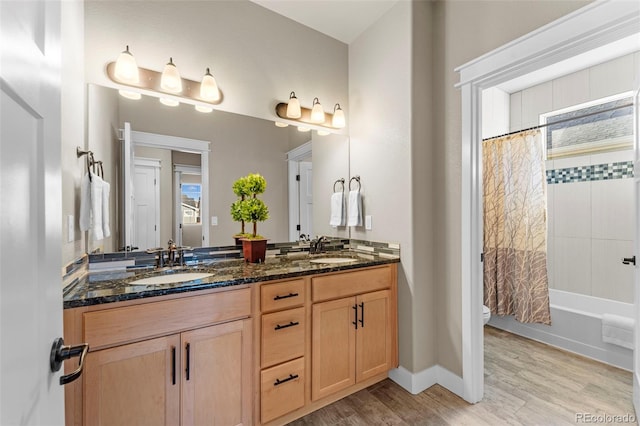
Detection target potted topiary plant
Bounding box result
[230,175,251,244]
[231,173,270,262]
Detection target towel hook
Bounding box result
[333,178,345,193]
[349,175,361,191]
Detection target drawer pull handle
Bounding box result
[274,292,299,301]
[359,302,365,327]
[171,346,176,385]
[185,343,191,381]
[274,373,299,386]
[274,321,300,331]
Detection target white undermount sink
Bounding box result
[309,258,357,264]
[129,272,213,285]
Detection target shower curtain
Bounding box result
[483,129,551,325]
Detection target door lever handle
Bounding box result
[622,256,636,266]
[50,338,89,385]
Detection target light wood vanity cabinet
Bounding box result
[64,287,253,426]
[311,267,395,401]
[257,264,398,426]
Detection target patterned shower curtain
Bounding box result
[483,129,551,325]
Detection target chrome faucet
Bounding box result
[310,236,328,254]
[166,239,176,266]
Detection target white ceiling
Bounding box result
[250,0,399,44]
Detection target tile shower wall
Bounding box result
[510,52,639,304]
[546,150,634,303]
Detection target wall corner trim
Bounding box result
[388,365,464,399]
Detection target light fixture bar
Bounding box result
[106,62,224,106]
[275,102,341,129]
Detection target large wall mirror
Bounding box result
[86,84,350,254]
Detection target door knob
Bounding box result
[622,256,636,266]
[50,337,89,385]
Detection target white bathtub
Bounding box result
[488,289,634,371]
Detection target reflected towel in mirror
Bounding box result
[330,192,346,227]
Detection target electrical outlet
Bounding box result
[211,216,218,226]
[67,215,75,242]
[365,215,372,230]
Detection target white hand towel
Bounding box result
[102,179,111,238]
[79,173,91,232]
[90,175,104,241]
[347,190,362,227]
[329,192,345,227]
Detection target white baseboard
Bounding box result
[388,365,464,399]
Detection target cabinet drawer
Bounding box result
[261,279,305,312]
[261,307,305,368]
[84,287,251,349]
[261,357,305,424]
[312,266,391,302]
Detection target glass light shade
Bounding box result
[118,89,141,100]
[159,97,179,107]
[161,58,182,93]
[274,122,288,128]
[286,91,301,118]
[195,105,213,113]
[310,97,325,123]
[114,46,139,84]
[317,130,330,136]
[297,126,311,132]
[200,68,220,102]
[332,104,346,128]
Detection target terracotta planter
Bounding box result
[242,238,268,263]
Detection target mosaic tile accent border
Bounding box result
[84,238,400,271]
[546,161,633,185]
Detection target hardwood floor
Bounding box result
[288,326,636,425]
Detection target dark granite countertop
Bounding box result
[63,251,399,309]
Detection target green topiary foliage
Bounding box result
[239,197,269,238]
[244,173,266,195]
[232,176,251,198]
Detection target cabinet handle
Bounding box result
[359,302,365,328]
[274,292,299,301]
[171,346,176,385]
[352,304,358,330]
[274,321,300,331]
[185,343,191,381]
[274,373,299,386]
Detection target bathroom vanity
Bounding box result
[63,252,398,426]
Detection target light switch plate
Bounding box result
[67,215,75,242]
[365,215,372,230]
[211,216,218,226]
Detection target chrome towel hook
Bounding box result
[349,175,361,191]
[333,178,345,193]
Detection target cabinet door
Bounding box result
[181,319,252,426]
[356,290,392,382]
[312,297,356,401]
[84,335,181,426]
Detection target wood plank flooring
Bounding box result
[288,326,635,425]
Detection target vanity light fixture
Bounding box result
[297,126,311,132]
[310,97,325,124]
[332,104,346,128]
[107,48,224,111]
[159,97,180,107]
[200,68,220,102]
[317,130,330,136]
[275,93,346,131]
[161,58,183,93]
[274,122,289,128]
[286,92,301,118]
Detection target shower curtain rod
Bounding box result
[482,102,633,141]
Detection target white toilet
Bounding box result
[483,305,491,325]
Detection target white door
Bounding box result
[299,161,313,238]
[133,161,160,250]
[1,1,66,424]
[632,86,640,415]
